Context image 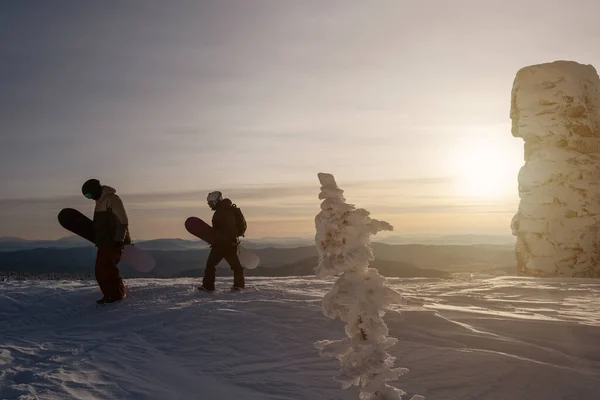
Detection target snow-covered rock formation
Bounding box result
[510,60,600,277]
[313,173,424,400]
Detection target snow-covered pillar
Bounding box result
[510,60,600,277]
[314,173,424,400]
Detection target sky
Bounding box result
[1,0,600,240]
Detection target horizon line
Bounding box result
[1,233,517,242]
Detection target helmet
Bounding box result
[207,191,223,210]
[82,178,102,200]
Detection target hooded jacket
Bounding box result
[212,198,238,245]
[93,186,131,247]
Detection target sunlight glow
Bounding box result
[449,127,522,199]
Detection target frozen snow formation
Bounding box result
[510,60,600,277]
[313,173,424,400]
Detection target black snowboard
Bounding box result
[57,207,156,272]
[58,208,96,244]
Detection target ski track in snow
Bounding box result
[1,275,600,399]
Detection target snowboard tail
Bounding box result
[184,217,218,245]
[58,208,96,244]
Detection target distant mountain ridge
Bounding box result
[0,242,517,279]
[0,236,91,251]
[0,234,515,252]
[375,234,515,246]
[0,236,311,252]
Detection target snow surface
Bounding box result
[2,276,600,400]
[510,60,600,277]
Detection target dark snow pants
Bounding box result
[202,245,245,290]
[95,246,126,300]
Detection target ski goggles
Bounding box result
[84,192,94,199]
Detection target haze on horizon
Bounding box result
[2,0,599,240]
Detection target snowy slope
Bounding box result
[1,276,600,400]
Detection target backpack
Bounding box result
[231,204,247,237]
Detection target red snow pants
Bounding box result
[95,246,126,300]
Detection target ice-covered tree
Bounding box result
[510,60,600,277]
[314,172,424,400]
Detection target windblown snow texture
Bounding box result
[314,173,424,400]
[510,60,600,278]
[2,277,600,399]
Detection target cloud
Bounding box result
[0,177,451,205]
[0,177,518,239]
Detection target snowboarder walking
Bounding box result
[81,178,130,304]
[200,191,246,291]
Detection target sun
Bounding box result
[449,132,522,199]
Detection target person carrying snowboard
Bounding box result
[82,178,130,304]
[199,191,246,292]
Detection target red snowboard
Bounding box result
[184,216,260,269]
